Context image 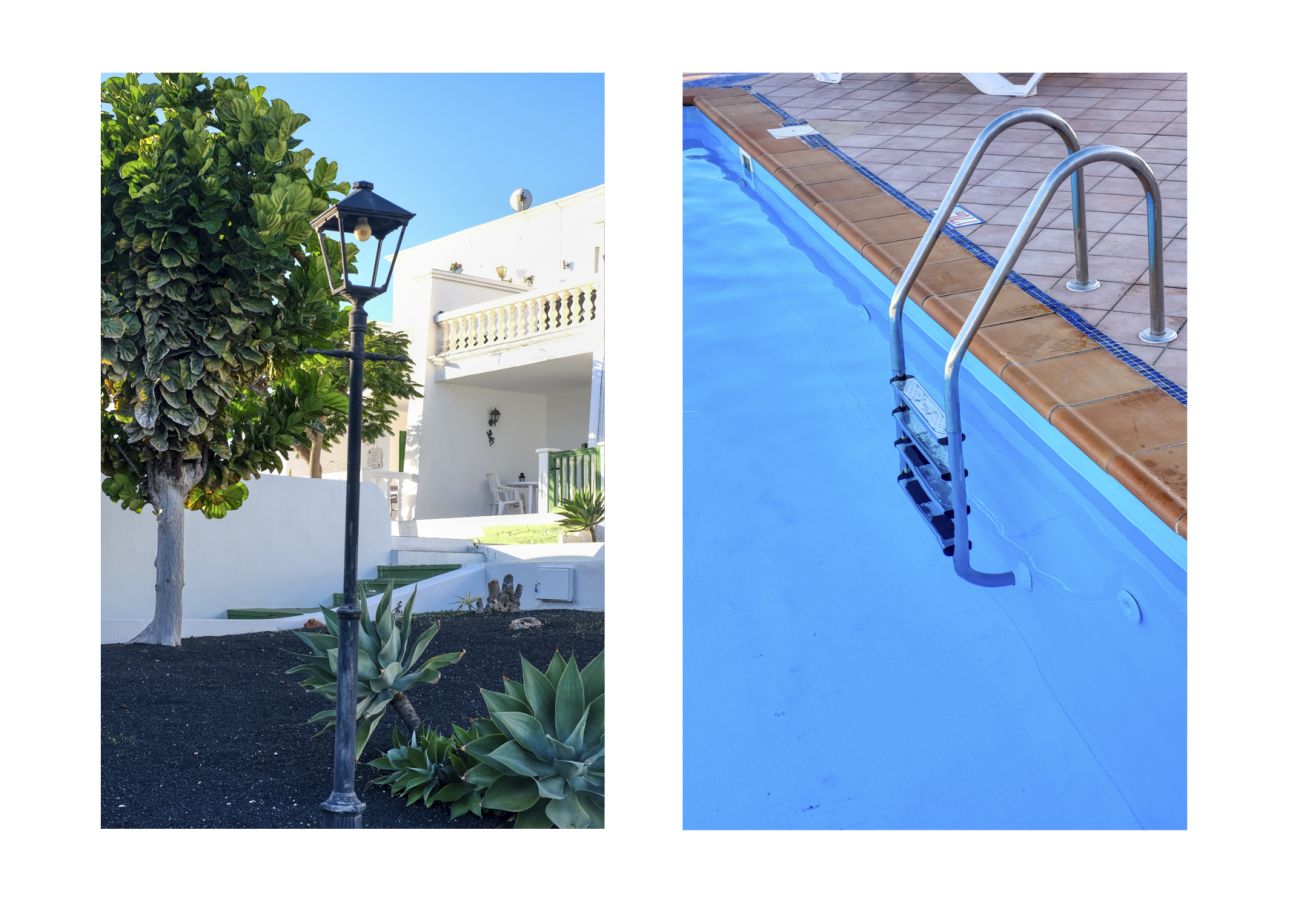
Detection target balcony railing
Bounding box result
[435,282,598,357]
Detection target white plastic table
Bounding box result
[508,481,540,514]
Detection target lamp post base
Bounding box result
[321,792,365,828]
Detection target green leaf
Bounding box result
[354,715,381,759]
[583,694,605,752]
[502,678,528,704]
[487,741,553,778]
[545,791,592,828]
[431,782,471,803]
[580,650,604,701]
[480,688,530,716]
[544,650,566,688]
[554,657,586,740]
[536,776,567,800]
[403,620,441,668]
[520,657,557,735]
[513,802,552,828]
[461,735,509,767]
[463,764,500,789]
[576,792,604,829]
[482,776,540,813]
[493,711,555,763]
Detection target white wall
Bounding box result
[484,543,604,611]
[101,474,392,627]
[386,185,605,519]
[390,186,603,295]
[415,383,548,519]
[545,383,591,448]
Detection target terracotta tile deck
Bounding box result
[685,82,1187,537]
[743,73,1187,390]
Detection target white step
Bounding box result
[393,550,485,566]
[391,536,478,553]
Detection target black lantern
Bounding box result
[308,182,415,828]
[310,181,415,304]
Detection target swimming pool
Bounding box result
[682,107,1186,829]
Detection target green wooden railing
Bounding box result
[547,447,603,511]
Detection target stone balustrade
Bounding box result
[436,282,598,357]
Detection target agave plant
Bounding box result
[463,649,605,828]
[288,585,463,758]
[369,722,492,818]
[556,489,604,542]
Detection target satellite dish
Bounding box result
[509,188,532,212]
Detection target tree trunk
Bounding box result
[295,433,325,478]
[131,457,205,647]
[309,432,323,478]
[391,691,422,734]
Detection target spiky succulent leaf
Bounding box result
[554,658,586,739]
[580,650,604,700]
[374,650,605,828]
[520,657,557,735]
[287,585,460,759]
[483,776,540,813]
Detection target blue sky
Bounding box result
[114,73,604,320]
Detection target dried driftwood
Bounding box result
[486,574,524,613]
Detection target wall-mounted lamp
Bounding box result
[496,265,507,281]
[487,407,501,446]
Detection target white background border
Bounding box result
[5,2,1296,895]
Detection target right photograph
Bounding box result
[682,73,1186,829]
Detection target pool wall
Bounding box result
[685,105,1186,827]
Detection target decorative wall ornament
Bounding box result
[448,261,462,273]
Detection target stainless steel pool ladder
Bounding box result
[890,116,1177,587]
[890,108,1093,587]
[941,145,1175,584]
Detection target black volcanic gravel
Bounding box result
[102,610,603,828]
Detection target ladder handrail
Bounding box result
[942,144,1175,586]
[889,108,1097,381]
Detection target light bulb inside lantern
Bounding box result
[353,216,372,242]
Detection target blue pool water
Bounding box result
[682,108,1186,829]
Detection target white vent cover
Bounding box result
[535,566,575,602]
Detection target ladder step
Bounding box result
[895,376,947,440]
[898,440,952,508]
[895,408,949,469]
[898,474,956,554]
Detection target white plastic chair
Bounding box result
[486,473,525,515]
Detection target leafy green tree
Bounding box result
[101,73,350,645]
[294,314,421,478]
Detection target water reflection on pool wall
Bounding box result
[683,108,1185,829]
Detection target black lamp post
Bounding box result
[308,181,414,828]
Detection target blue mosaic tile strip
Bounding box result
[684,73,765,88]
[739,88,1187,406]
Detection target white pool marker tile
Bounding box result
[944,204,985,228]
[768,124,819,139]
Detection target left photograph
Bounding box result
[101,72,605,828]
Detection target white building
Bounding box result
[289,185,605,522]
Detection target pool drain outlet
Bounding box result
[1118,590,1142,624]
